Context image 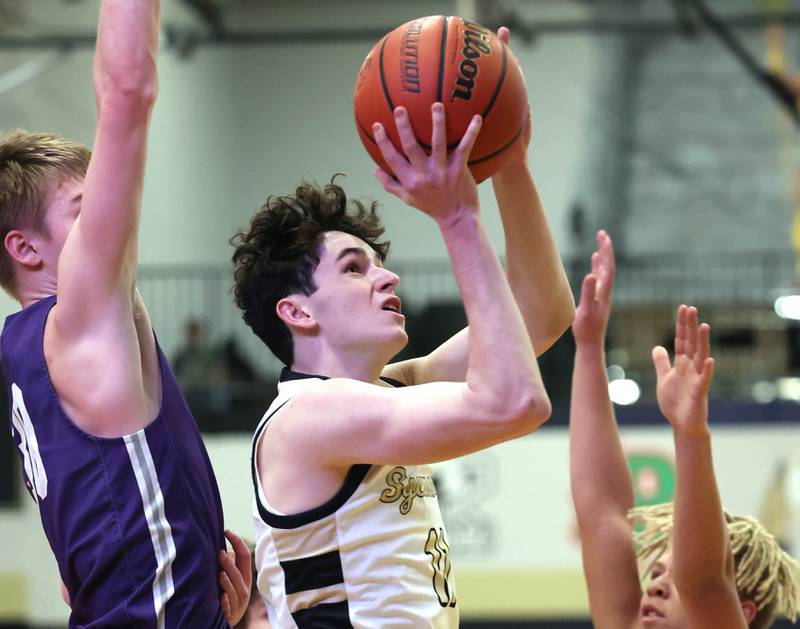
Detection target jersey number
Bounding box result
[424,527,456,608]
[10,383,48,501]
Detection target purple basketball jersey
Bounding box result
[1,296,230,628]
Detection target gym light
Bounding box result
[774,295,800,320]
[608,378,641,405]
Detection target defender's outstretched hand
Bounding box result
[372,103,481,222]
[652,305,715,437]
[219,529,253,626]
[572,230,615,346]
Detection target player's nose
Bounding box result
[375,267,400,292]
[646,577,670,598]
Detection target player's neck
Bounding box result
[291,343,388,384]
[16,272,57,309]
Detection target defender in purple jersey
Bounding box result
[0,1,251,626]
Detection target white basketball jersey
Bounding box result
[251,369,458,628]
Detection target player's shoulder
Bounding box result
[276,376,398,424]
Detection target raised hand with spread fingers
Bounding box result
[652,305,715,438]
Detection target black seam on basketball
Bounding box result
[378,35,394,112]
[468,117,526,165]
[436,16,450,103]
[481,40,508,120]
[356,116,378,145]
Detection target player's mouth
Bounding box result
[381,296,402,315]
[642,603,665,623]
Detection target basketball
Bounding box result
[353,15,529,183]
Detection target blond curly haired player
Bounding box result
[569,230,800,629]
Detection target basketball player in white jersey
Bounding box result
[230,30,572,628]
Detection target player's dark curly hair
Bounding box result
[230,179,390,367]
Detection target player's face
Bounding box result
[307,231,407,356]
[39,177,82,269]
[639,550,690,628]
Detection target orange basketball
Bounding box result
[354,15,528,183]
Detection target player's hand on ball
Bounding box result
[572,230,615,347]
[652,305,715,438]
[372,103,481,224]
[219,529,253,626]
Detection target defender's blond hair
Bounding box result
[629,502,800,628]
[0,130,91,295]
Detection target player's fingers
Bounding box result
[453,114,482,166]
[372,122,409,178]
[220,593,232,625]
[225,529,253,597]
[220,548,247,597]
[652,345,672,380]
[598,230,616,281]
[219,568,237,622]
[674,305,687,356]
[696,322,711,372]
[498,26,510,45]
[591,250,600,276]
[225,530,252,579]
[373,168,409,203]
[685,306,699,360]
[430,102,447,166]
[579,274,598,308]
[701,357,716,390]
[393,107,427,167]
[596,234,615,301]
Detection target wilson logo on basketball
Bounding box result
[451,20,493,101]
[400,19,423,93]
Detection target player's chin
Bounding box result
[387,328,409,353]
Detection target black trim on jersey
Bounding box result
[379,375,406,388]
[252,368,404,529]
[256,462,371,530]
[292,601,354,628]
[281,550,345,594]
[281,367,407,388]
[279,367,330,382]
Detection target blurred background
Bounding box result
[3,0,800,626]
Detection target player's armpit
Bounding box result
[276,376,548,467]
[382,328,469,386]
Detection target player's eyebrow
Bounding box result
[651,561,666,574]
[336,247,366,262]
[336,246,383,267]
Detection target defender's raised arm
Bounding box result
[56,0,159,323]
[569,231,643,629]
[652,307,746,627]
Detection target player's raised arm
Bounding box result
[568,231,642,629]
[492,27,574,354]
[56,0,159,326]
[282,104,550,466]
[653,306,748,627]
[383,27,572,388]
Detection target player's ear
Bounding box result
[276,296,316,332]
[740,599,757,623]
[5,229,42,271]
